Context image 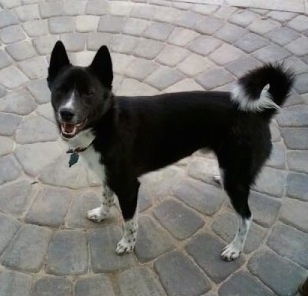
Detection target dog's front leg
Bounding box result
[116,210,138,255]
[87,183,115,222]
[113,178,140,255]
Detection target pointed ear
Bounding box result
[89,45,113,89]
[47,41,70,89]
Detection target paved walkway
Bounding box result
[0,1,307,295]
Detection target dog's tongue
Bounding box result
[62,123,77,135]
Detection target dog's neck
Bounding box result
[65,128,95,151]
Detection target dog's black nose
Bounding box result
[60,109,75,122]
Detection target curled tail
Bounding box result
[231,63,294,118]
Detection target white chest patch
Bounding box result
[81,145,106,182]
[65,128,106,182]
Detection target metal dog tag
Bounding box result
[68,152,79,167]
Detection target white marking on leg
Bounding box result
[87,186,115,222]
[221,215,252,261]
[116,210,138,255]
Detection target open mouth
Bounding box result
[60,119,87,138]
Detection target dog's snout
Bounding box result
[60,108,75,122]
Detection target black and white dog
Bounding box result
[48,41,293,261]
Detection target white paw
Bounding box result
[221,242,241,261]
[87,207,108,222]
[116,237,135,255]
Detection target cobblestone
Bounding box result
[0,25,26,44]
[75,15,99,33]
[195,16,224,35]
[218,271,275,296]
[0,113,20,136]
[265,27,300,46]
[32,277,72,296]
[26,187,72,227]
[286,171,308,201]
[15,4,40,21]
[0,213,21,254]
[125,59,158,81]
[197,67,234,90]
[6,41,36,61]
[178,54,215,77]
[286,36,308,57]
[168,27,199,47]
[88,226,135,272]
[156,45,189,67]
[144,22,174,41]
[188,35,222,56]
[0,136,13,157]
[16,115,59,144]
[288,14,308,32]
[154,199,204,239]
[0,155,22,186]
[145,67,185,90]
[186,233,245,283]
[228,9,259,26]
[26,78,51,104]
[0,90,36,115]
[23,20,49,38]
[267,222,308,268]
[0,180,32,217]
[0,66,29,89]
[277,105,308,127]
[133,38,165,59]
[98,15,124,33]
[253,44,290,63]
[0,50,12,70]
[280,198,308,232]
[123,18,149,36]
[0,270,33,296]
[112,35,138,55]
[1,224,52,272]
[75,275,115,296]
[248,250,306,296]
[118,267,166,296]
[154,251,210,296]
[86,0,109,15]
[214,23,247,43]
[0,10,19,28]
[60,33,86,52]
[33,35,59,55]
[287,150,308,173]
[226,56,261,78]
[175,178,224,215]
[253,166,285,197]
[282,127,308,149]
[234,33,268,53]
[48,16,74,34]
[18,56,48,80]
[45,229,88,275]
[39,2,64,18]
[135,215,175,262]
[209,44,244,66]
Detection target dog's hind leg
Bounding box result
[220,174,252,261]
[87,183,115,222]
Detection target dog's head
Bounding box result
[47,41,113,139]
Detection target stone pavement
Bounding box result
[0,0,307,295]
